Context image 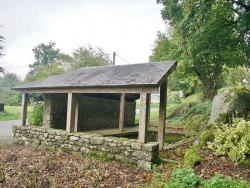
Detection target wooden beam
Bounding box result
[158,80,167,150]
[119,93,125,132]
[74,94,81,132]
[139,92,148,143]
[15,86,159,94]
[146,93,151,128]
[21,93,28,126]
[66,92,76,133]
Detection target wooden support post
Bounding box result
[146,93,151,128]
[21,93,28,126]
[119,93,125,132]
[74,94,81,132]
[158,80,167,150]
[139,92,149,143]
[66,92,76,133]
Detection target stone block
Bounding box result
[110,146,120,154]
[90,137,104,145]
[137,160,152,171]
[48,135,55,139]
[124,149,134,156]
[80,146,89,153]
[133,150,152,161]
[61,144,72,149]
[142,142,159,152]
[105,138,114,143]
[99,146,110,152]
[115,155,136,164]
[55,136,63,140]
[89,145,98,150]
[72,145,80,152]
[80,134,93,139]
[80,138,90,144]
[69,136,80,141]
[122,141,131,147]
[131,143,142,150]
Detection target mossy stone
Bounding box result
[194,130,214,149]
[184,149,202,169]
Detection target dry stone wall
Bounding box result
[13,125,159,171]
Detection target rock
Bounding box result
[137,160,152,171]
[209,90,235,123]
[209,89,250,123]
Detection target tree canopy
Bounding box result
[154,0,249,99]
[70,45,112,70]
[25,42,112,83]
[0,73,21,105]
[0,32,5,74]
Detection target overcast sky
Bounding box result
[0,0,166,79]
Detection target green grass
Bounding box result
[135,93,200,124]
[0,106,32,121]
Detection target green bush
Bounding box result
[164,168,250,188]
[165,168,203,188]
[205,174,250,188]
[208,117,250,162]
[29,102,44,126]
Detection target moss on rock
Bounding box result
[184,149,202,169]
[194,130,214,150]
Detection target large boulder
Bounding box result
[209,88,250,123]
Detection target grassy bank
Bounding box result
[0,106,32,121]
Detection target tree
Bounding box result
[150,31,201,95]
[70,45,112,70]
[0,73,22,105]
[26,41,72,82]
[0,33,5,74]
[156,0,248,99]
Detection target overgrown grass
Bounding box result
[0,106,32,121]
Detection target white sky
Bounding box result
[0,0,166,79]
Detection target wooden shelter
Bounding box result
[12,61,177,150]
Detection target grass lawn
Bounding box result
[0,106,32,121]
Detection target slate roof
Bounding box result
[13,61,177,90]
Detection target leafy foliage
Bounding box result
[29,102,44,126]
[25,41,71,82]
[155,0,248,100]
[164,168,250,188]
[0,29,5,74]
[179,100,212,132]
[209,117,250,161]
[0,73,22,106]
[165,168,203,188]
[70,45,112,70]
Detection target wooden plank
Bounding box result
[138,92,147,143]
[146,93,151,128]
[66,92,76,133]
[119,93,125,132]
[16,86,159,94]
[21,93,28,126]
[74,94,81,132]
[158,80,167,150]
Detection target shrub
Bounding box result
[29,102,44,126]
[164,168,250,188]
[164,168,203,188]
[208,117,250,162]
[205,174,250,188]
